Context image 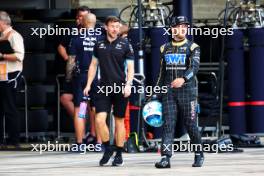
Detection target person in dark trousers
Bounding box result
[119,22,129,39]
[154,16,204,168]
[0,11,24,147]
[83,16,134,166]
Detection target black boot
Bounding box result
[99,142,114,166]
[83,134,97,145]
[192,152,204,167]
[112,153,124,166]
[155,156,171,169]
[112,146,124,166]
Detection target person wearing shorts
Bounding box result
[69,13,98,150]
[58,6,91,119]
[84,16,134,166]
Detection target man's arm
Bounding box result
[57,44,69,61]
[124,42,135,85]
[171,43,200,88]
[83,57,98,96]
[123,42,135,97]
[125,60,134,85]
[183,43,200,82]
[87,57,98,87]
[2,32,25,62]
[0,53,19,61]
[123,59,134,98]
[155,44,166,88]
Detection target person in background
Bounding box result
[0,11,24,148]
[69,13,100,151]
[57,6,90,121]
[119,22,129,39]
[56,6,100,145]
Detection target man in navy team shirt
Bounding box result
[69,13,100,151]
[57,5,90,121]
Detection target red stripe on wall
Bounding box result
[228,101,264,107]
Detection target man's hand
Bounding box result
[83,85,91,96]
[171,78,185,88]
[124,84,132,98]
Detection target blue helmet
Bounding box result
[142,100,163,127]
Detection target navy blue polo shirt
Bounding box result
[69,30,98,73]
[93,37,134,85]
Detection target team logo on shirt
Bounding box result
[83,37,96,46]
[83,41,95,46]
[179,47,187,52]
[99,43,106,49]
[84,47,94,51]
[115,43,122,50]
[164,54,186,65]
[83,37,96,51]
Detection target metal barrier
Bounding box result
[20,75,29,142]
[56,74,64,140]
[55,74,76,140]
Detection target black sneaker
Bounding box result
[192,152,204,167]
[84,134,96,145]
[99,146,114,166]
[155,156,171,169]
[112,154,124,166]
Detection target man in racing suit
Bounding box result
[154,16,204,168]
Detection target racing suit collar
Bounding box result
[172,38,187,47]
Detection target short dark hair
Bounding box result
[105,16,120,25]
[77,6,90,13]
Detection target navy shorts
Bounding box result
[61,80,73,94]
[72,73,97,107]
[94,83,128,117]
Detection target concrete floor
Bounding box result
[0,148,264,176]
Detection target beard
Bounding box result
[108,31,118,39]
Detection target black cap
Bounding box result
[170,16,189,27]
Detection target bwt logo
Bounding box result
[165,54,186,65]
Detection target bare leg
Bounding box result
[95,112,109,142]
[60,93,74,117]
[74,107,86,144]
[114,117,125,147]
